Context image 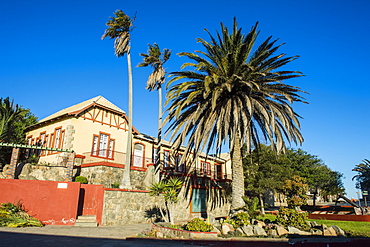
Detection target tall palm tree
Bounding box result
[352,159,370,191]
[165,19,306,210]
[138,43,171,169]
[102,10,135,189]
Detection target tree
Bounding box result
[243,145,345,207]
[149,177,183,225]
[282,175,308,209]
[0,98,23,142]
[138,43,171,169]
[352,159,370,191]
[284,149,344,204]
[243,144,292,213]
[165,19,306,210]
[102,10,135,189]
[0,98,37,167]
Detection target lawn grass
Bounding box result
[260,214,370,238]
[308,219,370,238]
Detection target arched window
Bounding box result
[133,143,145,167]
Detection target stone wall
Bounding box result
[101,187,230,226]
[103,189,166,225]
[0,163,68,181]
[78,166,148,190]
[10,162,150,190]
[3,162,231,226]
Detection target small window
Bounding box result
[133,143,144,167]
[164,150,170,168]
[153,147,158,164]
[176,154,185,172]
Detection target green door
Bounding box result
[192,189,207,213]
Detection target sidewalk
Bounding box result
[1,224,369,247]
[0,223,151,239]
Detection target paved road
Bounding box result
[1,224,370,247]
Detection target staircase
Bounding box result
[74,215,98,227]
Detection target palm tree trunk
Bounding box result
[121,50,133,189]
[168,202,174,225]
[230,132,245,211]
[155,201,168,222]
[155,86,162,172]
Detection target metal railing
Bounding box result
[82,150,126,165]
[81,150,152,168]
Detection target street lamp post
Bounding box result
[356,192,362,207]
[362,191,368,207]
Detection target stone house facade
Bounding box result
[24,96,232,221]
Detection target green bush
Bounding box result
[111,183,120,188]
[224,212,250,228]
[276,207,309,230]
[184,218,213,232]
[242,196,261,219]
[233,212,250,226]
[75,176,88,184]
[0,202,43,227]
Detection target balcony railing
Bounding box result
[79,150,231,179]
[81,150,152,168]
[82,150,126,165]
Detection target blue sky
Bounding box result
[1,0,370,199]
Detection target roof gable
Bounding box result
[27,96,139,134]
[39,96,125,123]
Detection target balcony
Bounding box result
[80,150,153,169]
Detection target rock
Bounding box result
[156,231,164,238]
[287,226,311,235]
[2,164,10,177]
[234,229,243,237]
[18,163,32,177]
[267,229,278,238]
[221,223,234,235]
[323,226,337,237]
[255,220,266,227]
[310,221,319,227]
[212,226,221,235]
[310,229,323,236]
[241,224,254,236]
[236,227,244,236]
[330,225,346,237]
[253,225,267,236]
[276,225,289,236]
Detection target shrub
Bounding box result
[242,196,261,219]
[184,218,213,232]
[224,212,250,228]
[233,212,250,226]
[276,207,309,230]
[0,202,43,227]
[75,176,88,184]
[111,183,120,188]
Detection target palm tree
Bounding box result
[149,177,183,224]
[352,159,370,191]
[102,10,135,189]
[138,43,171,169]
[165,19,306,210]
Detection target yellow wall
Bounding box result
[26,106,229,176]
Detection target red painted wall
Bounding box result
[79,184,104,225]
[309,213,370,222]
[0,179,81,225]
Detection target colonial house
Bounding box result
[23,96,232,220]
